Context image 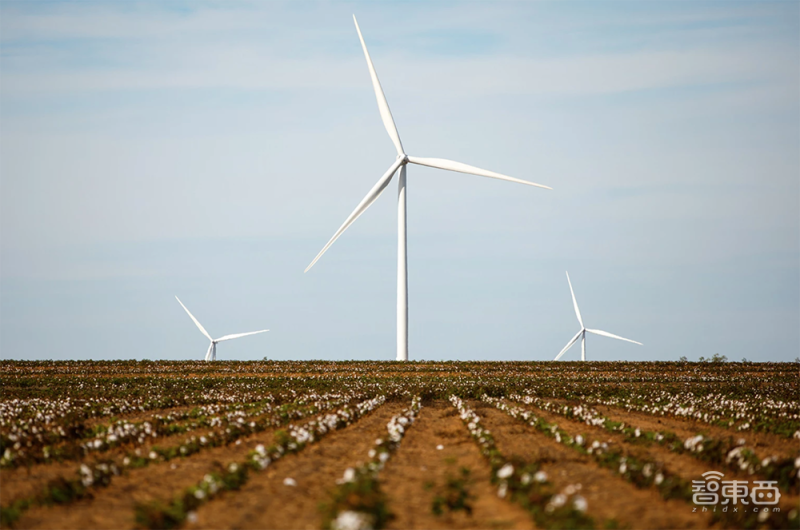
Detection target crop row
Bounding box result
[511,393,799,492]
[483,396,799,529]
[133,395,387,529]
[0,392,358,528]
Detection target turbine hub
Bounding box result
[398,153,409,164]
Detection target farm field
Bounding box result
[1,360,798,530]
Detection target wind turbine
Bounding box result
[305,15,551,361]
[554,272,642,361]
[175,296,268,361]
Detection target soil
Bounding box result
[473,401,713,529]
[191,402,407,530]
[593,404,800,459]
[512,399,800,512]
[13,411,330,530]
[380,401,535,530]
[1,406,286,509]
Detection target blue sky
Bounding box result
[1,1,797,362]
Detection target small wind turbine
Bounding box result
[554,272,642,361]
[305,15,551,361]
[175,296,268,361]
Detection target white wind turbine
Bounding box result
[175,296,269,361]
[305,15,551,361]
[554,272,642,361]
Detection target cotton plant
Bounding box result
[323,396,422,530]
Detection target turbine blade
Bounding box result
[353,15,404,156]
[554,330,582,361]
[305,158,404,272]
[407,156,551,189]
[566,272,583,328]
[215,330,269,342]
[586,328,642,346]
[175,296,213,341]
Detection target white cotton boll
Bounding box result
[283,477,297,487]
[331,510,373,530]
[497,483,508,499]
[573,495,588,512]
[497,464,514,479]
[379,452,389,463]
[368,449,376,459]
[436,445,444,450]
[186,511,198,524]
[758,509,770,523]
[194,489,205,499]
[534,471,548,483]
[551,493,567,508]
[655,473,664,485]
[343,468,356,483]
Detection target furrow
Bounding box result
[135,396,388,529]
[471,397,712,529]
[380,400,534,530]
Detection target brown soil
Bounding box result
[381,401,535,530]
[593,404,800,459]
[191,402,406,530]
[1,405,294,508]
[473,401,712,529]
[514,400,800,511]
[13,411,330,530]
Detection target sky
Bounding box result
[1,1,798,362]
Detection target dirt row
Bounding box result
[471,401,710,529]
[190,400,536,530]
[2,403,289,507]
[10,398,786,529]
[532,395,799,459]
[593,403,800,459]
[503,399,799,514]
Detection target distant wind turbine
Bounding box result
[175,296,268,361]
[305,15,551,361]
[554,272,642,361]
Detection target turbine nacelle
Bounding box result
[175,296,269,362]
[553,273,642,361]
[305,15,551,361]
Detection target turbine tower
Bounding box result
[554,272,642,361]
[305,15,551,361]
[175,296,269,361]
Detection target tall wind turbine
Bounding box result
[305,15,551,361]
[554,272,642,361]
[175,296,268,361]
